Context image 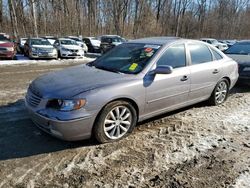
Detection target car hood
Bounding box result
[32,45,54,49]
[0,41,13,47]
[227,54,250,66]
[61,45,81,50]
[30,64,135,99]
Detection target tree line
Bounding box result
[0,0,250,39]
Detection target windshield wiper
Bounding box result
[95,65,122,74]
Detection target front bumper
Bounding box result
[26,102,96,141]
[30,51,57,59]
[0,51,15,59]
[60,50,84,58]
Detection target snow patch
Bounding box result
[0,56,95,66]
[233,171,250,188]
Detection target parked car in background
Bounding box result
[54,38,85,58]
[17,37,27,54]
[224,40,250,83]
[100,35,125,54]
[26,37,238,143]
[24,38,58,59]
[201,38,228,51]
[218,40,237,48]
[0,34,16,59]
[41,36,57,45]
[66,36,88,53]
[83,37,101,53]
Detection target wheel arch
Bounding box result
[221,76,231,88]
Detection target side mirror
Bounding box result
[151,65,173,75]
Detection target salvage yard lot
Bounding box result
[0,61,250,187]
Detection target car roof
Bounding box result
[237,40,250,43]
[29,38,46,40]
[127,37,181,45]
[58,38,73,41]
[200,38,217,40]
[101,35,121,38]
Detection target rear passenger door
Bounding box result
[187,42,223,101]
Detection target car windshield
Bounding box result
[224,42,250,55]
[0,35,10,41]
[89,43,161,74]
[112,37,124,42]
[211,40,218,44]
[31,39,51,45]
[60,40,77,45]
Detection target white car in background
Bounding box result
[201,38,228,51]
[54,38,85,58]
[67,36,88,53]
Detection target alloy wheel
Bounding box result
[103,106,132,139]
[215,81,228,104]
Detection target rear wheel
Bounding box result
[93,101,137,143]
[209,79,229,106]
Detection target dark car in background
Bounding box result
[224,40,250,83]
[17,37,27,54]
[83,37,101,53]
[0,34,16,59]
[100,35,125,54]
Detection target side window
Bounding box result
[157,44,186,68]
[211,48,223,60]
[189,43,213,65]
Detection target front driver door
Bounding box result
[144,43,191,117]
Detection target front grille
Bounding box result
[0,47,7,51]
[70,49,78,53]
[38,48,54,53]
[26,90,42,107]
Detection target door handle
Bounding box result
[213,69,219,74]
[180,75,188,81]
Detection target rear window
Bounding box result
[189,43,213,65]
[211,48,223,60]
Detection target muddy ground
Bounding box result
[0,61,249,188]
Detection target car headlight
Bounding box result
[47,99,86,111]
[32,47,38,52]
[6,47,14,51]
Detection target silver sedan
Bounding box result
[25,37,238,143]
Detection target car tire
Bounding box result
[93,101,137,143]
[209,78,229,106]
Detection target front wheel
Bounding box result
[93,101,137,143]
[209,79,229,106]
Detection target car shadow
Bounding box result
[0,99,98,161]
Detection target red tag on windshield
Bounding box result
[145,48,153,52]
